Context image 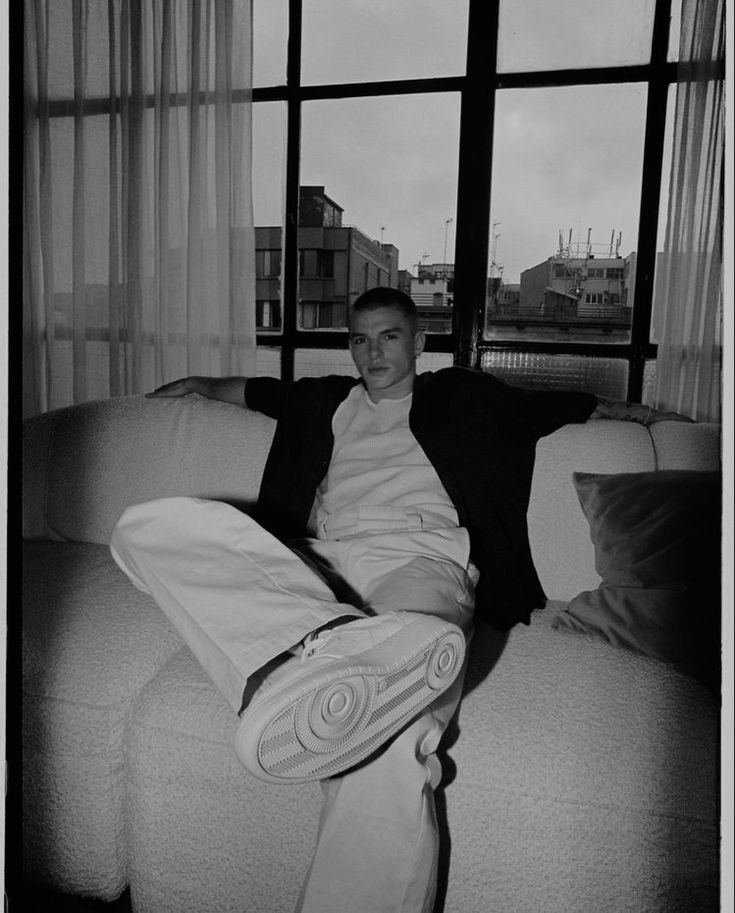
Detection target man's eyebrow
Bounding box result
[349,325,404,338]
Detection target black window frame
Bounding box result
[255,0,683,400]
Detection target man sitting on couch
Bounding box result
[110,286,685,913]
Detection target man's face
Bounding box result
[349,305,426,402]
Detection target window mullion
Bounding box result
[452,0,500,369]
[280,0,303,382]
[627,0,673,400]
[478,339,658,360]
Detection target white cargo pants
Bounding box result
[110,496,478,913]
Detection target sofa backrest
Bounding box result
[23,395,275,544]
[529,422,656,600]
[529,419,721,600]
[23,394,720,602]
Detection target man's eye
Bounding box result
[383,334,397,341]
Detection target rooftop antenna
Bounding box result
[414,252,430,276]
[586,227,592,257]
[442,218,454,278]
[491,223,502,278]
[379,225,386,245]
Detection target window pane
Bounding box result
[299,95,461,334]
[481,351,628,399]
[668,0,683,61]
[254,0,288,87]
[651,85,676,345]
[256,346,282,378]
[254,102,285,331]
[498,0,657,73]
[295,349,357,379]
[417,352,454,373]
[43,1,75,98]
[484,84,647,345]
[52,3,254,99]
[253,102,285,226]
[301,0,469,85]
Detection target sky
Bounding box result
[250,0,680,283]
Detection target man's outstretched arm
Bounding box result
[146,375,248,406]
[590,396,693,425]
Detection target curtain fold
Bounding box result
[23,0,256,417]
[652,0,724,422]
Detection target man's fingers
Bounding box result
[648,410,695,424]
[146,378,194,398]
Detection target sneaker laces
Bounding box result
[300,616,363,662]
[300,630,340,662]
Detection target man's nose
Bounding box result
[368,339,383,360]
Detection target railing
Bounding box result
[488,305,632,326]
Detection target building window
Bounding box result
[320,250,334,278]
[298,249,333,278]
[300,250,318,277]
[301,301,317,329]
[256,249,282,279]
[256,300,282,331]
[300,300,347,330]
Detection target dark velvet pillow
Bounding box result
[552,469,721,690]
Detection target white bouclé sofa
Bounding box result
[21,392,721,912]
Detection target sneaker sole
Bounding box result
[235,622,465,784]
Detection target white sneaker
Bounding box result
[234,611,465,784]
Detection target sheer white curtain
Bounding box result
[652,0,724,423]
[23,0,256,418]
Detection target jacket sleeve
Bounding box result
[244,377,288,420]
[481,371,597,439]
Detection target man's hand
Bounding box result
[146,376,207,398]
[643,407,695,424]
[146,376,248,406]
[591,396,694,425]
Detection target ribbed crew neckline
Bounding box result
[363,387,413,408]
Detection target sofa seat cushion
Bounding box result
[125,650,323,913]
[22,541,184,899]
[443,604,719,913]
[125,604,719,913]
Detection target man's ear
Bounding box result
[414,329,426,358]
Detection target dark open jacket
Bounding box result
[245,367,596,631]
